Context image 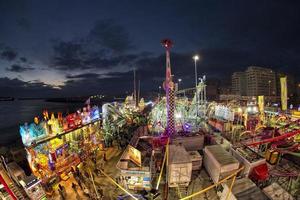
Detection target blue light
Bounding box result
[90,106,100,120]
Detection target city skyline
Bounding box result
[1,0,300,97]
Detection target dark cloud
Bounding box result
[83,54,138,69]
[1,48,18,61]
[52,41,87,70]
[88,19,133,53]
[19,57,27,62]
[52,39,138,70]
[6,64,34,72]
[16,17,31,30]
[62,71,134,96]
[0,77,59,97]
[1,0,300,98]
[51,19,136,71]
[66,73,100,79]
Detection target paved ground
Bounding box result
[49,146,124,200]
[48,146,220,200]
[166,169,218,200]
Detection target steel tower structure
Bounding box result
[162,39,175,136]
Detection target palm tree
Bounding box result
[102,103,147,147]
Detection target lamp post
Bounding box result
[193,55,199,117]
[158,86,161,98]
[268,80,271,105]
[178,78,182,91]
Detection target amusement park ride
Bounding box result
[149,39,300,199]
[149,40,207,134]
[162,39,176,136]
[4,39,299,200]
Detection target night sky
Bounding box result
[0,0,300,97]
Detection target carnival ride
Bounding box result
[204,98,300,192]
[149,80,208,134]
[102,100,148,147]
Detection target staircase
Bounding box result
[9,183,27,200]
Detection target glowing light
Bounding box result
[145,101,153,106]
[247,107,252,112]
[175,113,182,119]
[253,106,258,113]
[193,55,199,61]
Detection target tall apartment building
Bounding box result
[231,66,276,97]
[231,72,246,95]
[246,66,276,96]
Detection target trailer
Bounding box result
[263,183,294,200]
[172,133,204,151]
[168,144,192,187]
[188,151,202,171]
[204,145,239,184]
[218,177,268,200]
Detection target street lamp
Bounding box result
[193,55,199,117]
[178,78,182,90]
[268,80,271,105]
[158,86,162,98]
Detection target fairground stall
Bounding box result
[19,105,102,184]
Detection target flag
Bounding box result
[258,96,264,113]
[85,97,90,105]
[258,95,265,121]
[280,77,287,111]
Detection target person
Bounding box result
[103,152,107,161]
[84,171,89,178]
[58,188,65,200]
[94,168,99,176]
[58,184,63,191]
[72,182,77,191]
[77,180,83,190]
[97,188,103,197]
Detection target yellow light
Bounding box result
[237,108,242,113]
[253,106,258,113]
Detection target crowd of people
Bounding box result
[56,151,107,200]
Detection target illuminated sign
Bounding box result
[128,145,142,167]
[292,111,300,116]
[90,106,100,121]
[19,105,101,147]
[215,105,234,121]
[20,122,47,146]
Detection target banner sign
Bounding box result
[280,77,287,111]
[128,145,142,167]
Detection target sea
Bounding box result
[0,99,85,146]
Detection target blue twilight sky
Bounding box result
[0,0,300,97]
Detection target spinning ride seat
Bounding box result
[250,163,269,182]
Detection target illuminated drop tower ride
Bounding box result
[162,39,175,136]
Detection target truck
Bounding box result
[204,145,240,184]
[168,144,192,187]
[218,177,268,200]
